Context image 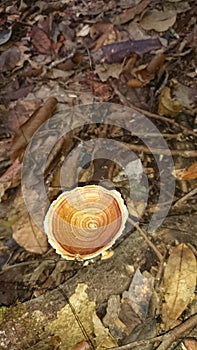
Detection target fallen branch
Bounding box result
[110,313,197,350]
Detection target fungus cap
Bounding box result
[44,185,128,260]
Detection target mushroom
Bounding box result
[44,185,128,260]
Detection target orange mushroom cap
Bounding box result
[44,185,128,260]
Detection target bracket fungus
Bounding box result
[44,185,128,260]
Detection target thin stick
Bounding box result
[173,186,197,207]
[57,286,95,350]
[128,217,163,263]
[109,313,197,350]
[125,143,197,158]
[156,313,197,350]
[128,218,165,284]
[48,52,75,69]
[112,82,197,138]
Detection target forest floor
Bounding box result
[0,1,197,350]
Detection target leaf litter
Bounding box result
[162,243,197,329]
[46,284,117,350]
[0,0,197,349]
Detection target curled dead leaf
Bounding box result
[158,87,182,117]
[90,22,118,50]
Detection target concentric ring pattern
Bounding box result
[44,185,128,260]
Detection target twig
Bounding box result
[156,313,197,350]
[112,82,197,138]
[57,286,95,350]
[128,217,163,263]
[173,186,197,207]
[128,218,164,284]
[110,313,197,350]
[130,133,179,139]
[48,51,75,69]
[125,143,197,158]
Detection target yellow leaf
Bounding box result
[162,244,197,328]
[158,87,182,117]
[46,284,117,350]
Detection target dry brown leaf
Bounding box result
[7,99,42,132]
[90,22,118,50]
[146,53,165,75]
[140,9,176,32]
[172,80,197,115]
[12,190,48,254]
[103,270,154,341]
[173,162,197,181]
[0,157,22,187]
[31,24,52,54]
[127,78,144,88]
[10,97,58,161]
[184,338,197,350]
[162,243,197,329]
[0,46,20,72]
[158,87,182,117]
[164,1,191,14]
[95,63,123,82]
[112,0,152,25]
[93,314,117,350]
[46,284,117,350]
[130,53,165,86]
[181,162,197,180]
